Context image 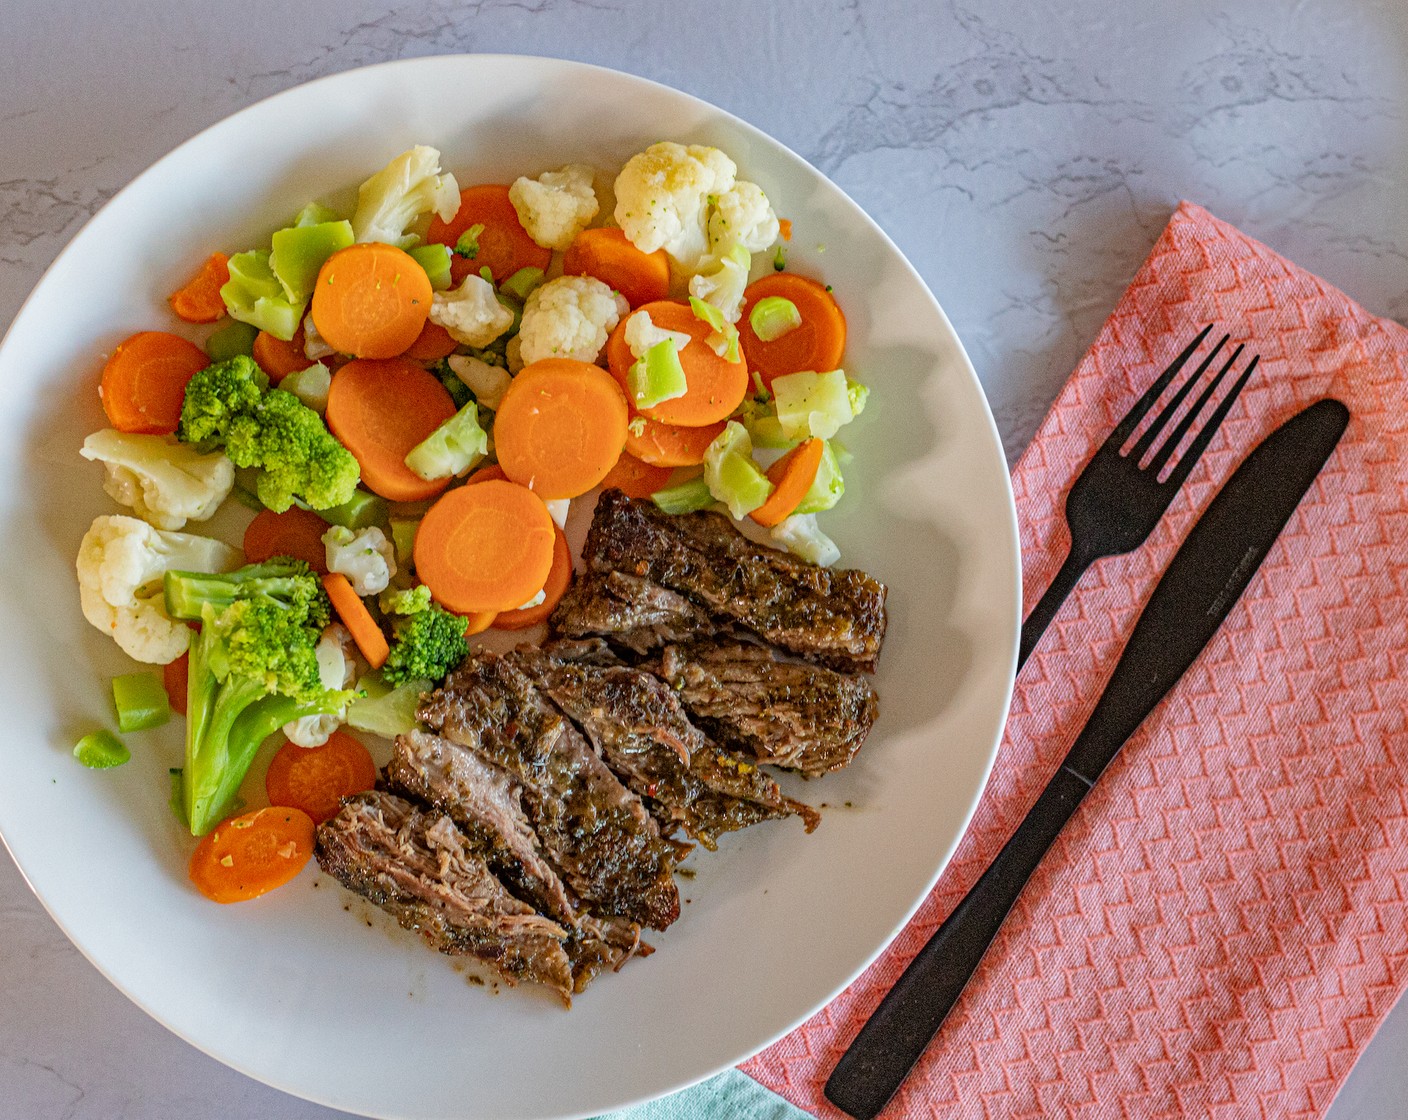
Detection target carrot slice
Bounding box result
[605,301,749,427]
[464,609,498,635]
[401,318,459,361]
[264,730,377,825]
[251,327,312,382]
[738,274,846,392]
[750,437,825,527]
[322,572,389,669]
[188,806,316,903]
[99,330,210,434]
[624,413,726,467]
[163,652,189,717]
[492,525,573,631]
[414,479,556,614]
[427,184,552,285]
[778,219,793,242]
[310,243,433,360]
[242,506,330,572]
[465,463,508,485]
[562,227,669,308]
[324,357,457,502]
[168,252,230,323]
[495,358,629,500]
[598,451,675,498]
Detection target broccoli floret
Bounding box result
[379,584,432,616]
[382,601,470,685]
[163,558,328,626]
[168,561,357,835]
[177,357,359,513]
[429,359,474,409]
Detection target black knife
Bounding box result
[824,398,1351,1120]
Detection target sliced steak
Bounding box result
[509,641,819,848]
[651,641,880,776]
[418,650,681,930]
[315,790,574,1001]
[386,729,643,989]
[551,569,718,655]
[573,489,887,672]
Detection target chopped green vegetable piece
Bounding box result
[111,671,170,733]
[74,730,130,769]
[847,378,869,418]
[749,296,802,342]
[703,421,773,519]
[270,220,354,303]
[408,243,453,291]
[389,517,419,568]
[293,202,340,227]
[627,339,689,409]
[168,768,187,826]
[479,266,494,285]
[301,487,388,531]
[773,369,856,441]
[454,223,486,259]
[773,245,787,271]
[346,670,430,738]
[500,266,545,303]
[688,296,741,362]
[220,249,305,341]
[652,476,714,515]
[404,401,489,481]
[205,320,259,362]
[792,440,845,515]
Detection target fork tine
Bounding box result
[1128,333,1229,462]
[1144,341,1242,474]
[1107,323,1214,446]
[1159,353,1258,489]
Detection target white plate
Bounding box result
[0,55,1019,1120]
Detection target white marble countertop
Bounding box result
[2,1,1405,1116]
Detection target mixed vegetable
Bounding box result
[72,139,869,904]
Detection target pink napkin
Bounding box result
[741,201,1408,1118]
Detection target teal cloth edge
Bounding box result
[594,1070,812,1119]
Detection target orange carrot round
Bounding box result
[605,301,749,427]
[427,184,552,285]
[242,507,330,572]
[310,243,433,360]
[562,227,670,308]
[495,358,629,499]
[598,451,675,498]
[465,463,509,485]
[264,730,377,825]
[325,357,457,502]
[322,572,389,669]
[163,652,189,717]
[624,413,727,467]
[464,609,498,635]
[738,273,847,391]
[414,479,556,614]
[492,525,573,631]
[188,806,316,903]
[251,327,313,382]
[168,252,230,323]
[402,318,459,361]
[750,437,825,527]
[99,330,210,434]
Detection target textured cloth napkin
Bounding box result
[724,200,1408,1118]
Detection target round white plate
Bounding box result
[0,55,1019,1120]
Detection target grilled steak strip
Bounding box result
[418,650,681,930]
[551,569,718,655]
[386,729,643,989]
[650,641,880,776]
[571,490,888,673]
[315,790,574,1001]
[509,641,819,849]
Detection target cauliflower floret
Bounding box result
[282,623,356,747]
[429,274,515,348]
[322,525,396,596]
[707,181,780,254]
[613,142,737,271]
[75,515,241,663]
[509,164,599,252]
[351,146,461,249]
[446,353,512,410]
[623,309,692,361]
[80,430,235,531]
[688,243,752,323]
[517,275,628,366]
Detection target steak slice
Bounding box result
[315,790,574,1001]
[509,641,819,849]
[386,729,643,989]
[651,641,880,776]
[575,489,887,672]
[551,569,718,655]
[418,650,681,930]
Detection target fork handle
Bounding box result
[1018,544,1097,670]
[823,766,1091,1120]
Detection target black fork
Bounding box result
[1018,325,1258,669]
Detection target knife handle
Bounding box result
[823,766,1091,1120]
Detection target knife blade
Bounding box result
[824,398,1350,1120]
